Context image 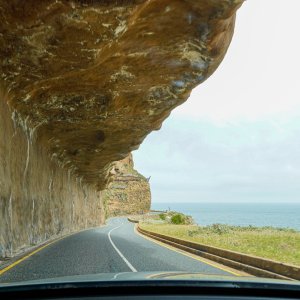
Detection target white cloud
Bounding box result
[173,0,300,123]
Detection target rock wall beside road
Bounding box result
[0,91,150,258]
[0,92,104,258]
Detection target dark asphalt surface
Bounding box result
[0,217,233,283]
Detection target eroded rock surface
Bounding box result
[0,0,243,189]
[0,0,243,257]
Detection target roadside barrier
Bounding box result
[128,218,300,281]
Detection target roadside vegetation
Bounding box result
[140,213,300,266]
[158,211,194,225]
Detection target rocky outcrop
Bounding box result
[0,0,243,258]
[103,154,151,217]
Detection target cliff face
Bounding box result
[103,154,151,217]
[0,93,148,257]
[0,90,104,258]
[0,0,243,258]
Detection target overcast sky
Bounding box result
[133,0,300,204]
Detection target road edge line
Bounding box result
[108,226,137,272]
[132,223,243,277]
[0,237,63,276]
[0,224,107,276]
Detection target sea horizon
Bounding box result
[151,202,300,230]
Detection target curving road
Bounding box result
[0,217,234,282]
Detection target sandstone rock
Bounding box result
[0,0,243,257]
[0,92,104,257]
[103,154,151,217]
[0,0,243,189]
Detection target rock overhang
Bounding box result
[0,0,244,190]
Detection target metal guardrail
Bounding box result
[128,218,300,281]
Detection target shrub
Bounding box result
[159,213,166,221]
[171,214,184,224]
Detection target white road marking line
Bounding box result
[112,272,123,279]
[108,226,137,272]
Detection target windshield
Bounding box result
[0,0,299,285]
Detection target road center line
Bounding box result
[108,226,137,272]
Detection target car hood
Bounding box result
[0,271,299,288]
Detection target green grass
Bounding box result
[140,223,300,266]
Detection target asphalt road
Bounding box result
[0,217,233,282]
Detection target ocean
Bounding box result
[151,202,300,230]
